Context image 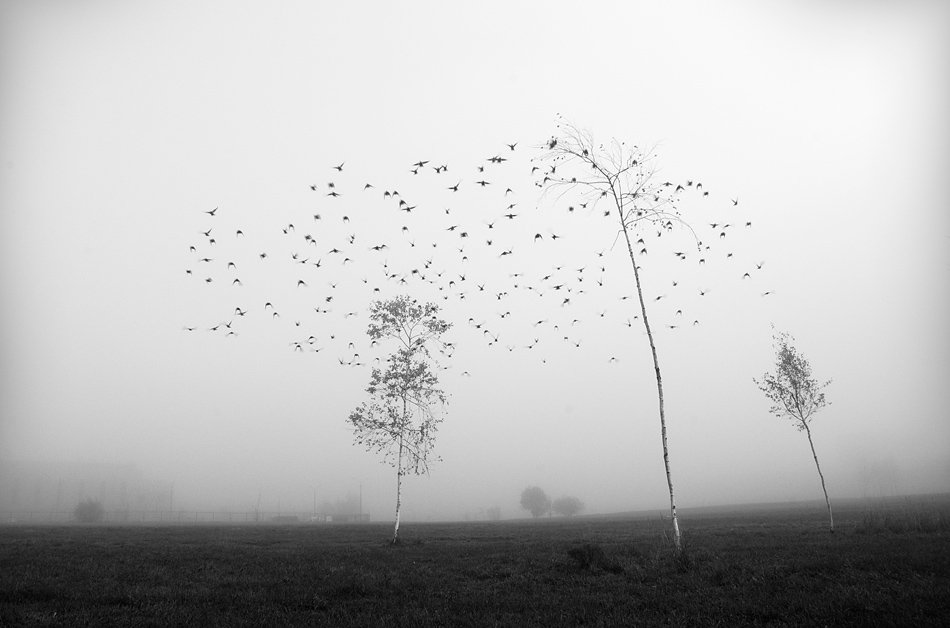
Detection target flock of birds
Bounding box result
[183,139,771,375]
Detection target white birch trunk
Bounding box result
[393,396,407,544]
[614,192,682,552]
[803,423,834,532]
[393,439,403,544]
[392,467,402,544]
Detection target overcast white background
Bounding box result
[1,1,948,521]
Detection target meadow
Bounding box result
[2,496,949,627]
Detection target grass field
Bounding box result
[2,496,949,626]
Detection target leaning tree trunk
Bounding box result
[803,422,834,532]
[613,190,682,551]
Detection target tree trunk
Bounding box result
[803,422,834,532]
[615,199,682,551]
[393,434,404,544]
[393,393,410,545]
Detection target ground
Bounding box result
[2,497,949,626]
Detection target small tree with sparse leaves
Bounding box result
[755,330,834,531]
[536,119,714,550]
[348,295,451,543]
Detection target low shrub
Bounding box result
[566,543,623,573]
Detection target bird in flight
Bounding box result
[205,207,218,216]
[333,162,345,172]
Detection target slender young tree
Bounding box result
[347,295,451,543]
[536,120,705,550]
[755,330,834,531]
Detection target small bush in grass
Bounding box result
[74,499,104,523]
[566,543,623,574]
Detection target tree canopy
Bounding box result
[552,496,584,518]
[755,330,831,431]
[520,486,551,518]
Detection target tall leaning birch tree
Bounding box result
[347,295,451,544]
[535,120,712,551]
[755,330,834,531]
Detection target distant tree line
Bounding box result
[520,487,584,518]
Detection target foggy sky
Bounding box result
[1,1,948,522]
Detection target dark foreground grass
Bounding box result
[2,498,950,627]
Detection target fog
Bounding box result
[1,1,948,524]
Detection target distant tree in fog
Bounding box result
[755,330,834,532]
[347,295,452,544]
[552,496,584,518]
[520,486,551,518]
